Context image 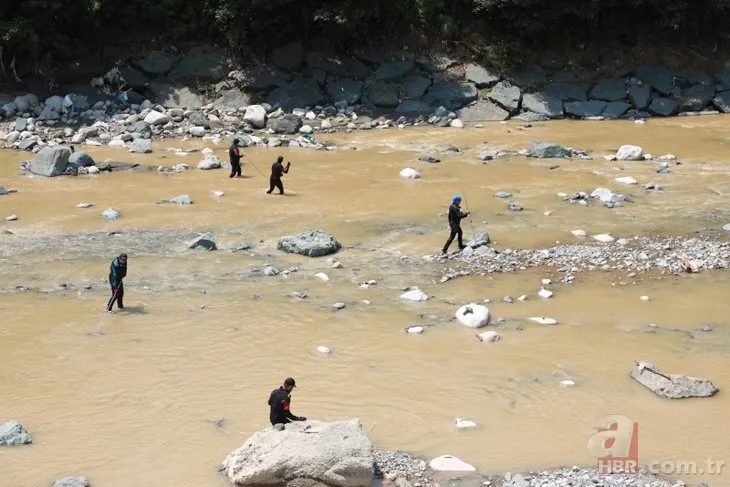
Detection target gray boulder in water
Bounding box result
[30,146,71,177]
[630,361,719,399]
[219,419,374,487]
[527,140,571,159]
[51,476,90,487]
[277,229,341,257]
[0,420,32,445]
[68,151,96,168]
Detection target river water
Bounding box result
[1,118,729,487]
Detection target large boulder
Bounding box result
[132,50,173,76]
[367,83,399,108]
[631,361,719,399]
[521,93,563,118]
[465,63,500,88]
[425,83,478,110]
[401,76,432,99]
[213,89,250,111]
[270,42,305,71]
[0,420,32,445]
[220,419,374,487]
[144,81,204,109]
[375,61,416,81]
[68,151,96,168]
[527,140,570,159]
[564,100,607,118]
[488,81,521,113]
[543,82,589,102]
[649,97,678,116]
[634,66,674,96]
[273,115,303,135]
[306,52,369,79]
[616,145,644,161]
[244,105,268,129]
[678,84,715,112]
[169,51,228,81]
[277,230,341,257]
[267,80,327,111]
[455,303,490,328]
[457,101,509,122]
[628,85,652,110]
[588,79,627,101]
[325,79,363,105]
[30,146,71,177]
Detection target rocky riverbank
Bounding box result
[3,45,730,153]
[437,234,730,282]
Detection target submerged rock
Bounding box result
[220,419,374,487]
[277,229,341,257]
[50,476,90,487]
[630,361,719,399]
[101,208,121,220]
[0,421,32,445]
[527,140,570,159]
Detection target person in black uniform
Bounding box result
[106,253,128,312]
[268,377,306,427]
[266,156,290,195]
[229,139,243,178]
[442,195,470,254]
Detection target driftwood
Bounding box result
[631,361,719,399]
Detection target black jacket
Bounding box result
[229,144,242,165]
[448,203,467,229]
[109,258,127,288]
[268,387,299,425]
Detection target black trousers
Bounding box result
[230,161,241,178]
[107,281,124,311]
[442,226,464,252]
[267,177,284,194]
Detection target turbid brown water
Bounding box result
[1,118,729,487]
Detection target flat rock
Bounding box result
[400,289,429,302]
[521,93,563,118]
[429,455,475,473]
[631,361,719,399]
[465,64,501,88]
[424,83,478,110]
[220,419,373,487]
[649,97,678,116]
[615,176,638,185]
[277,230,341,257]
[635,66,674,95]
[455,303,490,328]
[543,82,589,101]
[592,233,615,243]
[527,140,570,159]
[495,191,512,199]
[589,79,627,101]
[602,102,630,119]
[50,477,90,487]
[167,194,193,205]
[530,317,558,325]
[0,421,32,445]
[564,100,607,118]
[488,81,521,113]
[457,100,510,122]
[30,146,71,177]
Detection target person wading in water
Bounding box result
[266,156,291,195]
[442,195,470,254]
[107,253,128,312]
[229,138,243,178]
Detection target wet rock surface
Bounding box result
[631,361,719,399]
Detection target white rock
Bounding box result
[455,303,490,328]
[476,331,501,342]
[640,295,650,302]
[331,262,343,269]
[316,345,331,355]
[538,288,553,299]
[212,191,225,198]
[87,166,100,174]
[144,110,170,126]
[189,126,206,137]
[400,289,429,302]
[592,233,615,243]
[243,105,267,128]
[517,295,528,302]
[321,119,332,129]
[314,272,330,282]
[542,279,552,285]
[615,176,638,185]
[75,203,93,208]
[591,188,616,203]
[5,214,18,221]
[560,380,576,388]
[406,325,425,334]
[455,418,477,429]
[429,455,476,473]
[197,156,221,170]
[108,139,127,148]
[571,229,587,237]
[299,125,313,134]
[399,168,421,179]
[530,317,558,325]
[450,119,464,128]
[658,154,676,161]
[616,238,629,246]
[616,145,644,161]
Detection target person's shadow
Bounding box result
[120,306,147,315]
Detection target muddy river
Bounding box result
[1,118,729,487]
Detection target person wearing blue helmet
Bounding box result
[442,195,470,254]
